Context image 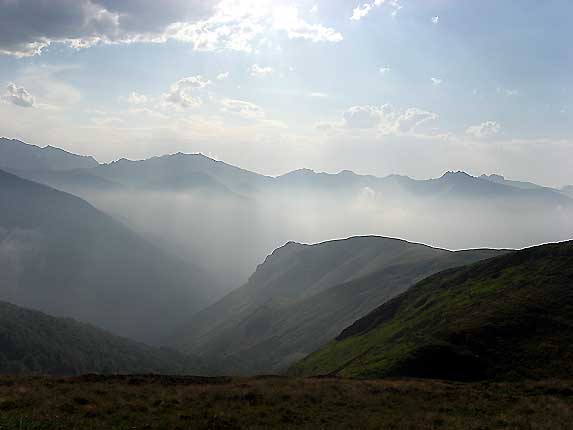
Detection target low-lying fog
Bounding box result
[80,186,573,291]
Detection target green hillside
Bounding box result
[0,301,205,376]
[290,240,573,381]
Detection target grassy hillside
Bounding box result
[0,301,205,376]
[172,236,504,374]
[0,169,218,343]
[291,241,573,381]
[0,375,571,429]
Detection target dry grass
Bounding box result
[0,375,571,429]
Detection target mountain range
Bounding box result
[3,137,571,202]
[290,240,573,381]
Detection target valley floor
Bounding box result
[0,375,571,429]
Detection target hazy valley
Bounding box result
[1,137,572,382]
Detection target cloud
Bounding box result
[431,77,443,86]
[318,104,439,136]
[379,66,391,74]
[125,92,148,105]
[220,98,265,120]
[249,64,273,78]
[351,4,373,21]
[2,83,36,108]
[162,76,211,109]
[343,105,391,129]
[273,5,343,43]
[216,72,230,81]
[171,2,342,53]
[309,92,328,98]
[350,0,402,22]
[310,5,318,14]
[431,16,440,24]
[466,121,501,139]
[0,0,214,57]
[394,108,439,133]
[0,0,342,57]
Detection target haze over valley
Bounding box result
[2,137,571,292]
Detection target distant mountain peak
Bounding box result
[481,173,505,181]
[284,168,316,176]
[169,152,213,160]
[441,170,474,179]
[338,169,357,176]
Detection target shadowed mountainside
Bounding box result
[171,236,505,374]
[0,169,220,343]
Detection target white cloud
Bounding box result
[310,5,318,14]
[431,77,443,86]
[2,82,36,108]
[216,72,230,81]
[165,1,342,54]
[126,92,148,105]
[0,0,342,57]
[220,98,265,120]
[0,0,214,57]
[394,108,439,133]
[249,64,273,78]
[309,92,328,98]
[379,66,391,74]
[162,76,211,109]
[273,5,343,43]
[431,16,440,24]
[343,105,391,129]
[350,0,402,22]
[351,4,373,21]
[318,104,439,136]
[466,121,501,139]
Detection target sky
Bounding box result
[0,0,572,187]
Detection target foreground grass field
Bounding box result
[0,376,572,429]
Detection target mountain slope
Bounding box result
[480,174,548,191]
[90,153,272,195]
[290,240,573,381]
[0,169,218,343]
[4,168,121,195]
[0,138,98,171]
[171,237,505,374]
[0,301,206,376]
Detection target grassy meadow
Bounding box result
[0,375,571,429]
